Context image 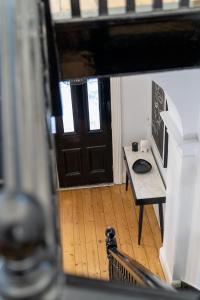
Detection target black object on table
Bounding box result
[132,142,138,152]
[132,159,152,174]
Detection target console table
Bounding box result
[123,146,166,245]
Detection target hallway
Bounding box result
[59,184,165,281]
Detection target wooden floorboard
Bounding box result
[59,184,165,281]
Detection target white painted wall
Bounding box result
[120,75,151,181]
[184,129,200,289]
[121,75,151,147]
[120,74,167,183]
[150,70,200,289]
[120,70,200,289]
[120,74,166,222]
[151,70,200,139]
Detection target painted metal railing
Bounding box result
[51,0,194,17]
[71,0,191,14]
[0,0,61,298]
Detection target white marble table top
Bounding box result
[123,146,166,201]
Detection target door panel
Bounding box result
[63,148,82,177]
[55,78,113,187]
[86,145,106,175]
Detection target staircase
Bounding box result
[105,227,173,289]
[104,227,200,299]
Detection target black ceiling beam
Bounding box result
[55,9,200,80]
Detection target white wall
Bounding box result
[151,70,200,289]
[121,75,151,147]
[120,74,167,220]
[120,70,200,289]
[120,73,167,183]
[184,135,200,289]
[120,75,151,181]
[151,70,200,139]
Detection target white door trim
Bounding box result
[111,77,123,184]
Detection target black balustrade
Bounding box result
[105,227,174,290]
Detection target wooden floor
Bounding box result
[58,184,165,281]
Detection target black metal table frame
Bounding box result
[123,148,165,245]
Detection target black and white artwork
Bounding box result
[152,81,168,168]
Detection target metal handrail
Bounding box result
[105,227,174,291]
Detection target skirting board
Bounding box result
[160,247,187,288]
[58,183,114,191]
[159,247,173,283]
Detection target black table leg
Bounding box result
[125,172,129,191]
[159,203,164,242]
[138,205,144,245]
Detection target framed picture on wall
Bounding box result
[152,81,168,168]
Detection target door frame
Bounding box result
[56,77,122,189]
[56,78,115,189]
[111,77,123,184]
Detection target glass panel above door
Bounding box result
[60,81,75,133]
[87,78,101,131]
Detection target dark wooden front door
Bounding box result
[55,78,113,188]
